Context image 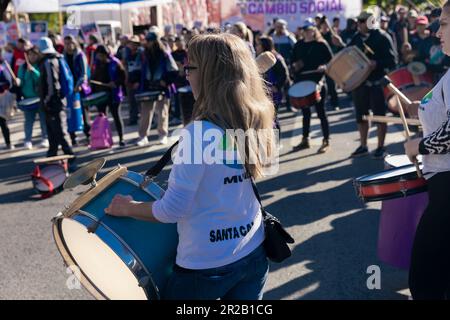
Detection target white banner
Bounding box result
[13,0,59,13]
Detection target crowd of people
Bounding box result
[0,4,447,162]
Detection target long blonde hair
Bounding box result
[188,33,275,178]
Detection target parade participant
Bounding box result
[91,44,126,147]
[319,19,340,110]
[171,36,189,125]
[11,38,26,75]
[230,22,256,57]
[17,45,48,150]
[349,11,397,159]
[340,18,358,45]
[64,35,91,145]
[0,53,15,150]
[136,31,178,146]
[86,34,99,69]
[380,15,398,50]
[271,19,296,65]
[404,2,450,300]
[123,35,143,126]
[49,33,65,54]
[105,33,275,300]
[38,37,74,159]
[256,36,290,111]
[291,19,333,154]
[409,16,434,63]
[115,35,129,61]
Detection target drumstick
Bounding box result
[90,80,112,88]
[256,52,277,73]
[363,42,375,56]
[300,69,323,76]
[394,95,423,178]
[383,76,413,105]
[3,60,18,83]
[363,115,421,126]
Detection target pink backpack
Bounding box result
[90,113,113,150]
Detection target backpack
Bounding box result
[58,56,74,99]
[89,113,113,150]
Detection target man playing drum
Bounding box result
[348,11,398,159]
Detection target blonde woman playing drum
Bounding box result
[105,34,276,300]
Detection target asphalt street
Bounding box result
[0,96,414,300]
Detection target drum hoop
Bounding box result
[56,210,159,300]
[355,164,424,186]
[359,187,428,202]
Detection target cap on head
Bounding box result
[416,16,429,26]
[357,11,373,22]
[302,18,316,30]
[145,31,158,42]
[38,37,56,54]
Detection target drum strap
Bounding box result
[31,166,55,198]
[144,141,180,178]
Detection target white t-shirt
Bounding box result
[418,69,450,177]
[152,121,265,270]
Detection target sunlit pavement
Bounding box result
[0,97,412,300]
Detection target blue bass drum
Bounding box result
[52,166,178,300]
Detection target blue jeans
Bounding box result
[24,108,47,142]
[163,244,269,300]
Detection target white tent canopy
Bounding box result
[12,0,59,13]
[12,0,172,13]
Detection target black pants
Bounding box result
[98,101,124,142]
[301,85,330,140]
[45,111,73,157]
[0,116,10,145]
[409,171,450,300]
[326,76,339,109]
[127,85,139,123]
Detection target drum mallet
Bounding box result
[3,60,19,84]
[90,80,113,88]
[383,76,422,178]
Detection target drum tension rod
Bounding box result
[87,217,104,234]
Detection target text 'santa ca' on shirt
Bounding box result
[152,121,265,270]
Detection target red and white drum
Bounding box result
[288,81,321,109]
[32,155,73,199]
[384,64,433,115]
[354,162,427,202]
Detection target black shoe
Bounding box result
[318,140,330,154]
[119,141,126,148]
[373,147,387,160]
[351,146,369,158]
[293,138,310,151]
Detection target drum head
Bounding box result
[34,165,67,192]
[60,218,147,300]
[408,62,427,76]
[385,155,423,169]
[358,165,421,183]
[19,97,40,106]
[288,81,317,98]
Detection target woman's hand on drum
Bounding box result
[105,194,134,217]
[404,138,422,164]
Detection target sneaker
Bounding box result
[39,139,49,148]
[318,140,330,154]
[119,141,126,148]
[293,138,310,151]
[24,141,33,150]
[351,146,369,158]
[373,147,387,160]
[136,137,149,147]
[158,136,168,145]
